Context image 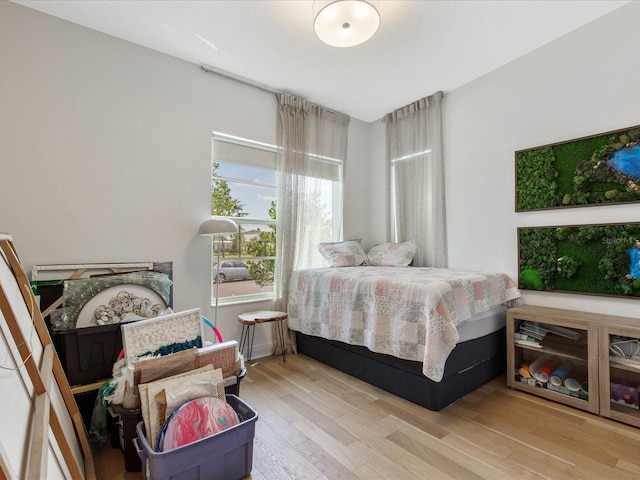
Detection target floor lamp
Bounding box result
[199,218,239,327]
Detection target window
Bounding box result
[211,132,343,303]
[389,148,431,241]
[290,173,343,269]
[385,92,446,267]
[211,133,278,304]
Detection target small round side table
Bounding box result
[237,310,288,362]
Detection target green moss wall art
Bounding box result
[518,223,640,299]
[515,125,640,211]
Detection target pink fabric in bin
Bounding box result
[161,397,239,451]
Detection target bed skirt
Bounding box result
[296,328,506,411]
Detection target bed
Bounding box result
[287,266,521,410]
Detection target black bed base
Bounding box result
[296,328,506,411]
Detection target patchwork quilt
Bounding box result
[287,266,521,381]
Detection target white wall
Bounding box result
[442,1,640,317]
[366,120,388,249]
[366,2,640,318]
[0,1,371,355]
[344,118,373,246]
[4,0,639,362]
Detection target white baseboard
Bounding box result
[241,341,275,362]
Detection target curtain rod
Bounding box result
[201,64,281,95]
[200,63,348,118]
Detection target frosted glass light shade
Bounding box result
[199,218,238,236]
[314,0,380,48]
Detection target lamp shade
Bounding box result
[199,218,238,236]
[314,0,380,48]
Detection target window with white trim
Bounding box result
[211,132,344,303]
[210,133,278,304]
[389,148,432,241]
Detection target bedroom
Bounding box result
[1,0,640,478]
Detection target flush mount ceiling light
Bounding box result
[314,0,380,48]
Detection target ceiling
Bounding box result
[13,0,630,122]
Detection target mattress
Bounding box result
[288,266,520,381]
[295,304,510,410]
[456,305,507,343]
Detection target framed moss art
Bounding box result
[515,124,640,211]
[518,222,640,299]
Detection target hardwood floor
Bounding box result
[95,354,640,479]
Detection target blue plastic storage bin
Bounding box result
[133,394,257,480]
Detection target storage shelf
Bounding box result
[514,376,589,404]
[609,359,640,374]
[610,402,640,417]
[514,343,587,362]
[507,305,640,426]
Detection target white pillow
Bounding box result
[367,241,416,266]
[318,240,369,267]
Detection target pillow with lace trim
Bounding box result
[318,240,369,267]
[367,241,416,266]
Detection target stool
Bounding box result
[237,310,288,362]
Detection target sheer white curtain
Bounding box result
[385,91,447,267]
[274,94,350,353]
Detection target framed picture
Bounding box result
[518,222,640,299]
[30,261,173,330]
[60,270,172,329]
[121,308,205,366]
[515,124,640,211]
[74,283,168,328]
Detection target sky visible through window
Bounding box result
[215,162,335,220]
[216,163,276,218]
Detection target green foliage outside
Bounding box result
[211,163,334,287]
[211,162,247,261]
[211,163,247,218]
[297,191,333,244]
[245,202,276,287]
[516,127,640,210]
[211,162,275,287]
[519,224,640,298]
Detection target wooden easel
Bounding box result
[0,235,95,479]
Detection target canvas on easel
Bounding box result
[0,233,95,479]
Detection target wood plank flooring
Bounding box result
[95,353,640,479]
